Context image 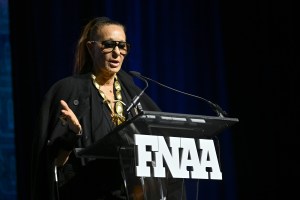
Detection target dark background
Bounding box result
[9,0,297,199]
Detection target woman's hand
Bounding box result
[60,100,82,135]
[55,100,82,167]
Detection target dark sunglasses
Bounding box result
[91,40,130,55]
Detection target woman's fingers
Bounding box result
[60,99,69,109]
[59,100,82,134]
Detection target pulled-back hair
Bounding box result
[73,17,126,74]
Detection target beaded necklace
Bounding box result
[91,74,126,125]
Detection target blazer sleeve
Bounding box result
[30,76,90,200]
[30,83,59,200]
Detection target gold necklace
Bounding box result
[91,74,126,125]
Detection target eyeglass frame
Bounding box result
[89,40,130,55]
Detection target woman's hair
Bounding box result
[73,17,126,74]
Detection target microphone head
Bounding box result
[129,71,141,77]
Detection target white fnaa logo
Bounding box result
[134,134,222,180]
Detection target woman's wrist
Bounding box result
[69,123,82,135]
[79,126,82,135]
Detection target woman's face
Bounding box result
[88,24,127,77]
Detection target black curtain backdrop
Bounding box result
[9,0,297,200]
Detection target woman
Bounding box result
[31,16,186,200]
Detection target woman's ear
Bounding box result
[86,41,93,48]
[86,41,93,55]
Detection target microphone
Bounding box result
[126,71,149,114]
[129,71,228,117]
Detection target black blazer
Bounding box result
[30,70,160,200]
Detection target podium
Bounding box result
[75,111,238,199]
